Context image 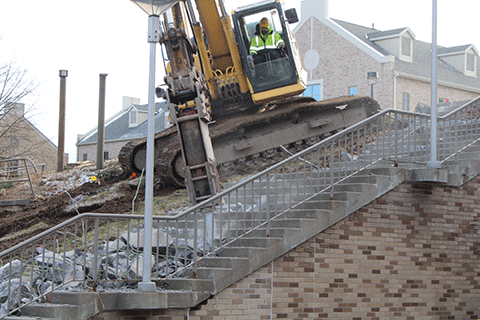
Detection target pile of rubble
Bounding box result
[0,223,209,316]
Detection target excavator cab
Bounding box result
[232,0,306,103]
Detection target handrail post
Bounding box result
[266,173,270,237]
[427,0,441,169]
[193,210,198,275]
[93,218,99,281]
[23,159,35,198]
[330,140,334,199]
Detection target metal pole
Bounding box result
[138,14,159,293]
[57,70,68,172]
[370,84,374,99]
[96,74,107,170]
[427,0,441,168]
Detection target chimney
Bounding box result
[301,0,329,22]
[4,102,25,117]
[122,96,141,110]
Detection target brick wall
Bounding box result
[396,77,480,112]
[92,177,480,319]
[295,17,394,110]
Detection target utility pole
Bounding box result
[57,70,68,172]
[96,74,108,170]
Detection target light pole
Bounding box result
[427,0,441,168]
[129,0,165,292]
[367,71,377,99]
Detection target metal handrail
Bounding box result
[0,96,479,317]
[0,157,38,199]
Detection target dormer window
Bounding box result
[401,36,412,57]
[464,49,477,77]
[438,45,478,78]
[129,108,138,127]
[399,34,413,62]
[367,27,415,63]
[466,53,475,72]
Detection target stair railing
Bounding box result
[0,158,38,201]
[0,96,479,317]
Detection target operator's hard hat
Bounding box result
[260,17,269,28]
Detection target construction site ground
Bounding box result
[0,160,191,253]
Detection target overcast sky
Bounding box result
[0,0,479,162]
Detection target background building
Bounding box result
[76,97,170,162]
[0,102,59,172]
[294,0,480,110]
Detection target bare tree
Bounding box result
[0,48,41,161]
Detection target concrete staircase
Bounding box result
[8,140,480,319]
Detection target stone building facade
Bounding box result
[91,173,480,319]
[0,103,58,172]
[294,0,480,111]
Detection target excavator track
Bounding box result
[119,95,380,186]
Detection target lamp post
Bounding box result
[367,71,378,99]
[129,0,165,292]
[427,0,441,169]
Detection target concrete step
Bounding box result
[283,208,331,220]
[299,199,348,212]
[4,317,54,320]
[156,278,214,292]
[182,267,235,293]
[21,303,80,319]
[199,256,250,270]
[215,246,269,273]
[48,289,211,313]
[228,236,283,248]
[246,227,302,239]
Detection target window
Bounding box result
[129,108,138,127]
[83,154,88,161]
[401,36,412,57]
[303,83,322,101]
[466,53,475,72]
[9,136,19,149]
[104,151,110,160]
[402,93,410,111]
[348,86,357,96]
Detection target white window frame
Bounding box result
[348,86,357,96]
[129,108,138,127]
[304,79,324,101]
[402,92,410,111]
[400,35,413,63]
[465,51,477,77]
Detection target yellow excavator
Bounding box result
[120,0,379,204]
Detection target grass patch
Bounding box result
[0,222,49,242]
[134,192,189,216]
[0,182,14,189]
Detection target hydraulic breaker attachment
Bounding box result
[160,20,220,205]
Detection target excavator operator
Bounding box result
[249,17,285,64]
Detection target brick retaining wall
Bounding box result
[92,177,480,319]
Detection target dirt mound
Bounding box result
[0,160,183,252]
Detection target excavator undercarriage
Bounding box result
[119,95,380,188]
